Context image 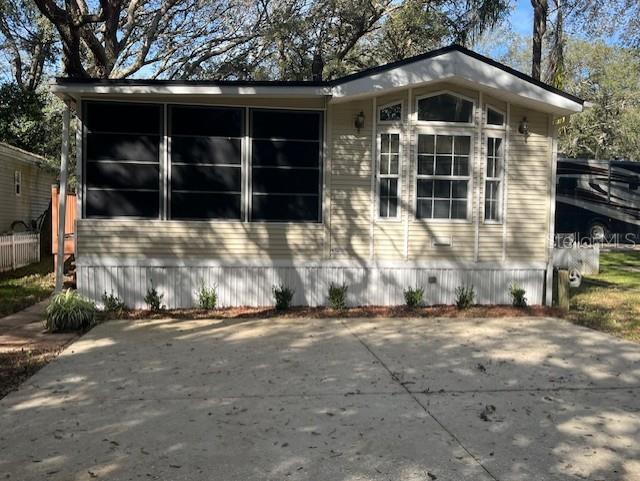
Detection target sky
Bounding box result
[509,0,535,37]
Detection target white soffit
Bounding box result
[330,50,583,115]
[50,83,330,98]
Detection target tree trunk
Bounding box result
[531,0,548,80]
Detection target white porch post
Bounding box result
[55,103,70,292]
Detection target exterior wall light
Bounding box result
[518,117,529,139]
[354,111,365,132]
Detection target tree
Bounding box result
[0,82,64,159]
[0,0,57,90]
[530,0,548,80]
[254,0,509,81]
[30,0,264,79]
[558,41,640,160]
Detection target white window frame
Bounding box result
[14,170,21,196]
[484,134,505,224]
[485,105,506,129]
[414,127,474,223]
[377,100,403,125]
[376,129,402,221]
[415,90,476,127]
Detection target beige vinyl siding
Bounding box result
[328,99,372,259]
[77,86,554,265]
[77,220,324,259]
[0,143,55,233]
[505,107,550,263]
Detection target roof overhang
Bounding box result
[329,49,582,115]
[50,45,583,116]
[50,82,330,99]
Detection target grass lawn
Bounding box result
[0,256,55,318]
[566,249,640,342]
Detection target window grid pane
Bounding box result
[484,136,504,222]
[379,133,400,218]
[416,133,471,220]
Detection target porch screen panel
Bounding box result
[84,101,162,218]
[250,109,322,222]
[169,106,243,219]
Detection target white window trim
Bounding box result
[376,128,402,222]
[413,127,474,223]
[483,133,505,224]
[485,105,506,130]
[14,170,21,196]
[377,100,404,125]
[414,90,476,127]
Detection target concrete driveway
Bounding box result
[1,315,639,481]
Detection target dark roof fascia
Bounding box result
[53,44,583,105]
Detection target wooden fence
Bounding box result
[51,186,76,270]
[0,232,40,272]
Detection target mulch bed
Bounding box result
[0,347,62,399]
[119,304,564,321]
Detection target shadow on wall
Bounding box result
[0,316,638,480]
[79,87,549,309]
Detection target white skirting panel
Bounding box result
[77,258,546,308]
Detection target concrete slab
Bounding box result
[418,388,640,481]
[345,316,640,392]
[1,315,639,481]
[9,317,400,403]
[0,394,492,481]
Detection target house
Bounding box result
[0,142,56,234]
[50,45,583,308]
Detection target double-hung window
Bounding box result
[416,134,471,220]
[485,136,504,222]
[378,132,400,218]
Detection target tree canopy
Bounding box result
[0,0,638,161]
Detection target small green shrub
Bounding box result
[101,291,126,314]
[45,289,97,332]
[509,284,527,308]
[455,284,475,309]
[404,286,424,308]
[144,280,165,311]
[273,284,294,311]
[196,282,217,309]
[328,282,348,310]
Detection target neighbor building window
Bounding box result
[378,132,400,218]
[485,136,504,222]
[416,134,471,219]
[378,102,402,123]
[14,170,21,196]
[84,101,162,218]
[417,93,473,123]
[486,107,505,126]
[250,109,323,222]
[169,105,243,220]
